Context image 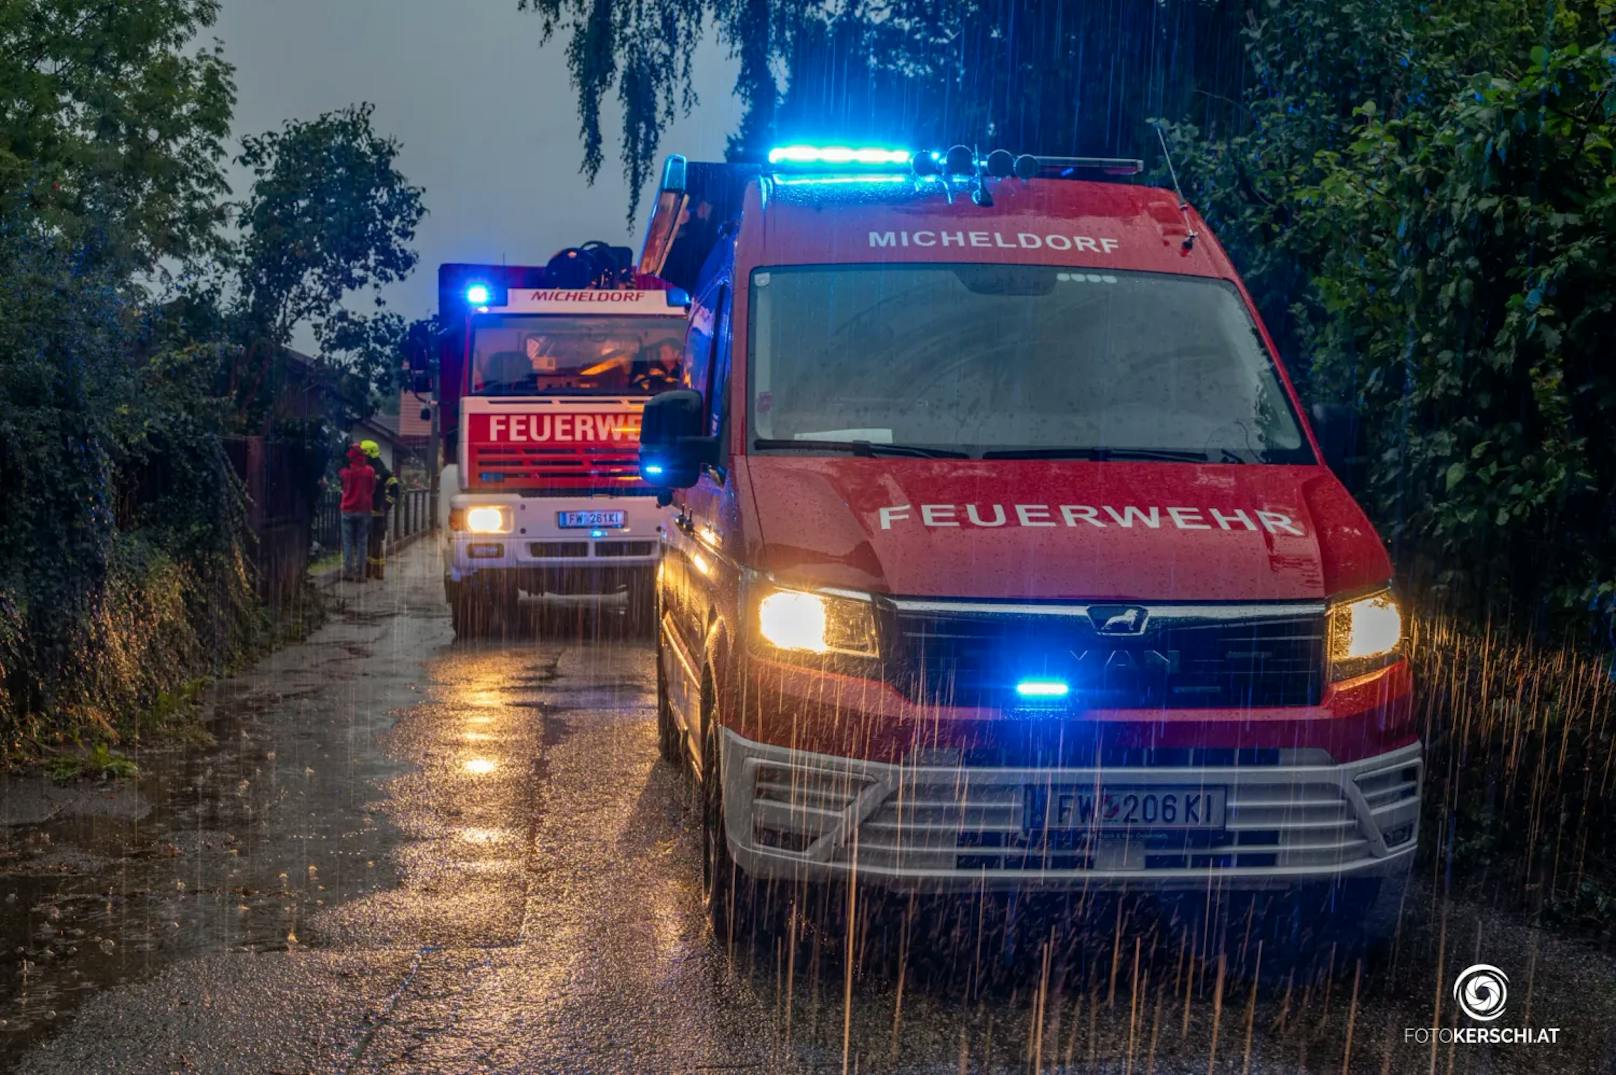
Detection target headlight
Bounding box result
[1327,589,1403,681]
[463,506,513,534]
[756,587,878,658]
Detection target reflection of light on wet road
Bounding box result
[457,827,509,845]
[466,689,504,709]
[463,758,497,775]
[462,731,495,743]
[465,715,494,726]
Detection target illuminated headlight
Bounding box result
[1327,589,1403,681]
[756,587,878,658]
[463,506,513,534]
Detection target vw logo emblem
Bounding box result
[1089,604,1149,635]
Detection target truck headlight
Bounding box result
[1327,589,1403,681]
[756,587,878,658]
[463,506,513,534]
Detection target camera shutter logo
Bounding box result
[1453,964,1509,1021]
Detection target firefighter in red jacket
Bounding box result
[361,440,400,580]
[338,445,376,582]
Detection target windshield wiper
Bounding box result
[980,446,1224,462]
[753,438,970,459]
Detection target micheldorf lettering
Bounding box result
[528,289,648,302]
[481,413,641,443]
[868,230,1120,254]
[877,503,1305,536]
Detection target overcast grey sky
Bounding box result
[215,0,742,340]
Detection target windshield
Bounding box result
[748,265,1311,463]
[469,314,688,396]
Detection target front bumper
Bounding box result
[446,494,663,583]
[721,729,1420,892]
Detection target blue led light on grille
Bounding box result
[766,144,913,168]
[1015,678,1071,699]
[590,528,606,539]
[643,463,664,477]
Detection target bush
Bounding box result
[1170,0,1616,618]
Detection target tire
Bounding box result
[1353,861,1412,952]
[627,572,657,639]
[1230,867,1411,972]
[655,627,683,766]
[698,677,761,943]
[448,581,477,639]
[488,586,521,638]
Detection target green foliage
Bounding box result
[0,0,235,271]
[1166,0,1616,614]
[47,741,139,783]
[231,103,426,428]
[0,6,425,762]
[522,0,1247,218]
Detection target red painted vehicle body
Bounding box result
[638,155,1418,916]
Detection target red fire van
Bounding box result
[636,146,1417,939]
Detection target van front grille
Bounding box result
[880,601,1325,710]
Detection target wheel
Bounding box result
[1351,862,1412,952]
[626,572,657,638]
[655,624,683,766]
[488,586,521,638]
[448,581,478,639]
[698,679,761,943]
[1227,867,1412,973]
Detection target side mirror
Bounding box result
[640,389,717,490]
[1310,402,1367,486]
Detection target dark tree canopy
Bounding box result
[520,0,1248,215]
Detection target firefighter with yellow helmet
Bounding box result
[360,440,400,580]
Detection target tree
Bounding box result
[0,0,235,272]
[520,0,1248,217]
[231,103,427,426]
[1167,0,1616,614]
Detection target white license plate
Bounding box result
[558,510,626,529]
[1027,786,1226,831]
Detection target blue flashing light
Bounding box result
[1015,678,1071,700]
[643,463,665,477]
[590,528,606,539]
[772,174,911,188]
[767,144,913,168]
[464,282,492,305]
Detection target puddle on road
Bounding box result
[0,612,419,1063]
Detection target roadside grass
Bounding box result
[6,559,334,777]
[1411,609,1616,940]
[46,741,139,783]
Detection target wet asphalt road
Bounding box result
[7,541,1616,1073]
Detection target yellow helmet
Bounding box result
[360,439,381,458]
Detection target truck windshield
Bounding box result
[748,266,1312,463]
[469,314,688,396]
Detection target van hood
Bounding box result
[742,457,1390,602]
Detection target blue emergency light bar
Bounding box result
[464,283,491,305]
[1015,678,1071,699]
[767,144,913,168]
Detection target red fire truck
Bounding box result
[636,147,1417,944]
[430,244,689,636]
